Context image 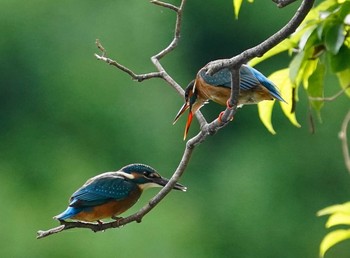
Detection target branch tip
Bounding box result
[150,0,179,12]
[95,39,106,57]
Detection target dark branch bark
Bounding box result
[37,0,314,239]
[204,0,315,76]
[272,0,298,8]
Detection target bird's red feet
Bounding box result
[226,99,234,109]
[218,99,235,123]
[218,111,234,123]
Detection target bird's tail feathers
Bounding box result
[53,206,81,220]
[270,89,287,103]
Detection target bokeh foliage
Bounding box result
[238,1,350,256]
[318,202,350,257]
[248,0,350,134]
[1,0,349,258]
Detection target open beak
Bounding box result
[173,102,194,140]
[152,176,187,192]
[183,110,193,140]
[173,102,189,125]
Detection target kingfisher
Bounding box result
[54,164,186,223]
[173,65,286,139]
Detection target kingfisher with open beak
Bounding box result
[173,65,286,139]
[54,164,186,223]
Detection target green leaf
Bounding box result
[329,45,350,73]
[257,69,301,133]
[301,59,318,90]
[248,39,296,67]
[299,25,318,50]
[294,0,336,37]
[304,28,321,51]
[320,229,350,257]
[270,69,300,128]
[290,30,320,88]
[258,100,276,134]
[289,0,336,46]
[233,0,243,19]
[289,51,305,84]
[326,213,350,228]
[318,202,350,216]
[337,68,350,97]
[308,62,325,112]
[338,1,350,21]
[324,23,345,55]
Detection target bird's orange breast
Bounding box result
[196,77,231,106]
[72,188,142,222]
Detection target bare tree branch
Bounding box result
[150,0,179,12]
[94,40,164,82]
[339,110,350,173]
[204,0,315,76]
[272,0,298,8]
[37,0,314,238]
[37,0,189,239]
[309,85,350,102]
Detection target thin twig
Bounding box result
[94,41,164,82]
[339,110,350,173]
[309,85,350,102]
[272,0,298,8]
[37,0,314,238]
[151,0,179,12]
[95,39,106,57]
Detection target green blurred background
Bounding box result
[1,0,350,257]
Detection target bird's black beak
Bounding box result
[173,102,189,125]
[152,176,187,192]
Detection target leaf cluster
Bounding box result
[238,0,350,133]
[318,202,350,257]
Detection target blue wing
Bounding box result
[200,67,261,89]
[199,65,285,102]
[69,175,137,208]
[242,65,285,102]
[199,68,231,88]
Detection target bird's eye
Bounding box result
[144,172,158,178]
[143,171,152,177]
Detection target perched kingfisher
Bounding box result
[54,164,186,223]
[173,65,286,139]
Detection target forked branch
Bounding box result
[37,0,314,239]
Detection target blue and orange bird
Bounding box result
[173,65,286,139]
[54,164,186,223]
